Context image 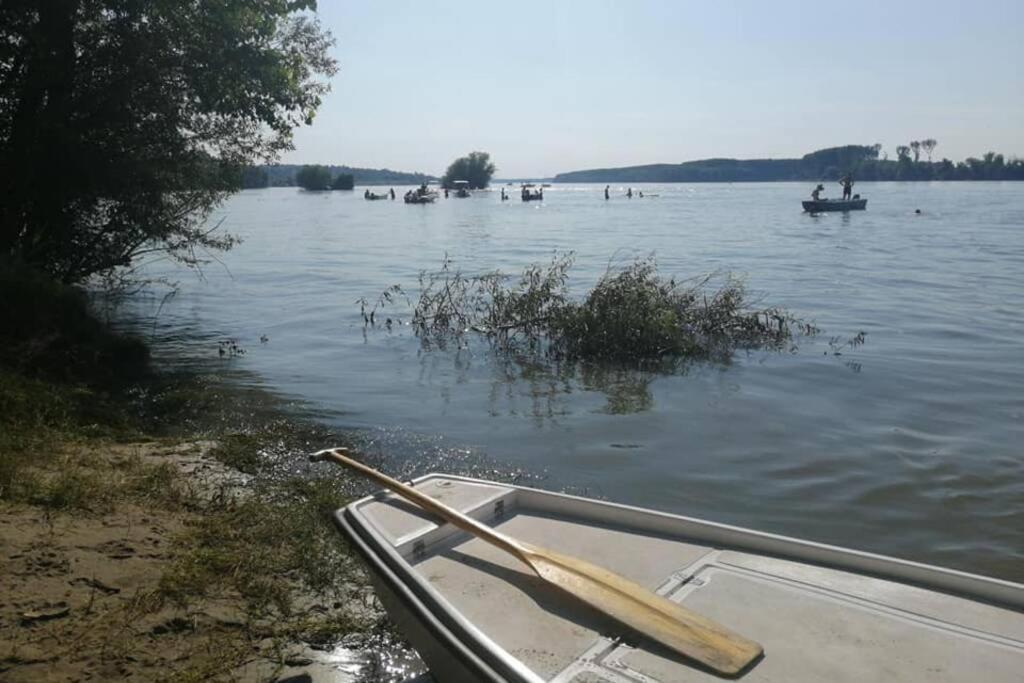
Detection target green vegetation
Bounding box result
[156,477,360,619]
[295,165,355,190]
[442,151,496,189]
[332,172,355,190]
[553,143,1024,183]
[296,164,334,191]
[365,253,800,364]
[240,166,270,189]
[0,2,337,283]
[261,163,436,187]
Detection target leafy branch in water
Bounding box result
[363,253,807,362]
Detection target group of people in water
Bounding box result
[810,176,856,201]
[521,186,543,201]
[604,185,645,199]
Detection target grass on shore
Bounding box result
[0,266,379,680]
[0,370,376,679]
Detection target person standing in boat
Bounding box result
[839,175,854,201]
[811,184,824,201]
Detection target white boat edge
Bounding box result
[336,472,1024,682]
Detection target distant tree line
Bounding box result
[240,164,435,189]
[554,144,1024,183]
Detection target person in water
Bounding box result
[390,187,395,200]
[364,189,370,199]
[626,188,633,199]
[604,185,610,200]
[839,176,854,201]
[811,184,824,201]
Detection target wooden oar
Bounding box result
[311,447,763,675]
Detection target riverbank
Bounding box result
[0,372,405,681]
[0,270,422,681]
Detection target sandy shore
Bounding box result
[0,440,399,682]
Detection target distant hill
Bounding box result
[554,145,1024,183]
[249,164,436,188]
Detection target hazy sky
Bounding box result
[283,0,1024,177]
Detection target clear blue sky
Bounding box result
[283,0,1024,177]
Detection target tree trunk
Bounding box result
[0,0,80,272]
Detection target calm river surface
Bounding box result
[134,182,1024,581]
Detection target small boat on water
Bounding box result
[405,184,438,204]
[336,473,1024,682]
[451,180,472,198]
[802,197,867,212]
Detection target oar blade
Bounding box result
[523,544,762,675]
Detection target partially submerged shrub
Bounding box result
[362,253,803,363]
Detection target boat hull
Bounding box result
[336,474,1024,682]
[802,198,867,212]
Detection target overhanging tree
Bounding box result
[0,1,337,283]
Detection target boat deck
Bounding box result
[345,475,1024,682]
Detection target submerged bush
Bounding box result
[362,253,802,362]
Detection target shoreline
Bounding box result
[0,362,426,682]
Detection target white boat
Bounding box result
[335,473,1024,682]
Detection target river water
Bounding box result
[132,182,1024,582]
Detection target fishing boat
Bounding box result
[451,180,472,198]
[404,193,436,204]
[802,197,867,212]
[335,472,1024,682]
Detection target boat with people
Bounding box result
[404,183,438,204]
[521,184,543,202]
[452,180,472,198]
[802,197,867,212]
[332,467,1024,683]
[803,180,866,212]
[404,193,436,204]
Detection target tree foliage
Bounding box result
[296,165,333,191]
[441,151,496,189]
[331,173,354,190]
[0,1,337,283]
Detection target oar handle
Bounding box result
[312,448,524,559]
